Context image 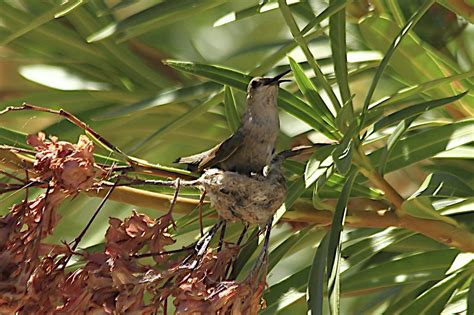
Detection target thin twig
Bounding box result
[1,103,194,179]
[70,173,121,251]
[0,170,25,183]
[166,178,181,230]
[218,221,227,252]
[132,244,195,259]
[198,191,207,237]
[31,185,52,258]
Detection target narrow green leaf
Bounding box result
[164,60,249,89]
[88,0,225,42]
[304,145,335,188]
[400,271,469,315]
[369,70,474,109]
[213,0,305,27]
[378,116,417,175]
[373,91,468,131]
[0,4,106,62]
[327,170,357,314]
[369,120,474,173]
[359,14,474,113]
[358,0,435,132]
[251,0,350,76]
[165,60,339,138]
[262,266,310,314]
[224,86,240,133]
[300,0,349,34]
[468,276,474,315]
[384,282,434,314]
[332,121,358,175]
[332,139,353,175]
[415,173,474,198]
[268,228,311,272]
[329,1,353,128]
[230,228,259,280]
[127,91,224,154]
[401,196,460,226]
[342,228,414,267]
[1,0,84,45]
[288,57,336,129]
[278,0,342,111]
[67,7,168,89]
[387,0,406,26]
[341,249,459,293]
[96,82,220,119]
[0,127,28,148]
[308,233,329,315]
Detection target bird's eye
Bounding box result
[250,80,259,88]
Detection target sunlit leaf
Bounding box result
[401,196,460,226]
[327,170,357,314]
[341,249,459,293]
[307,233,328,315]
[400,271,470,314]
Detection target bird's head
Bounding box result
[246,69,291,104]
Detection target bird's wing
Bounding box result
[175,129,244,171]
[197,129,244,170]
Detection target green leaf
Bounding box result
[373,91,468,131]
[327,170,357,314]
[213,0,305,27]
[288,56,336,130]
[329,1,353,128]
[0,127,28,148]
[230,227,259,280]
[87,0,226,42]
[369,70,474,109]
[307,233,329,315]
[401,196,460,226]
[304,144,335,188]
[468,276,474,315]
[67,7,169,89]
[342,228,414,268]
[358,0,435,131]
[223,86,240,133]
[332,138,353,175]
[332,120,359,175]
[262,266,310,314]
[415,173,474,198]
[359,14,474,113]
[127,91,224,154]
[278,0,341,111]
[400,271,470,315]
[96,82,221,119]
[165,60,338,138]
[341,249,459,293]
[268,228,311,272]
[369,120,474,173]
[1,0,85,45]
[252,0,348,75]
[378,116,417,175]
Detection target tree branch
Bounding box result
[2,146,473,252]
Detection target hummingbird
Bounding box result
[176,69,291,175]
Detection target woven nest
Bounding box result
[199,169,287,225]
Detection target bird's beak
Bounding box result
[268,69,292,85]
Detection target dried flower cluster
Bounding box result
[0,133,267,314]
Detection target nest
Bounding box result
[199,169,287,225]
